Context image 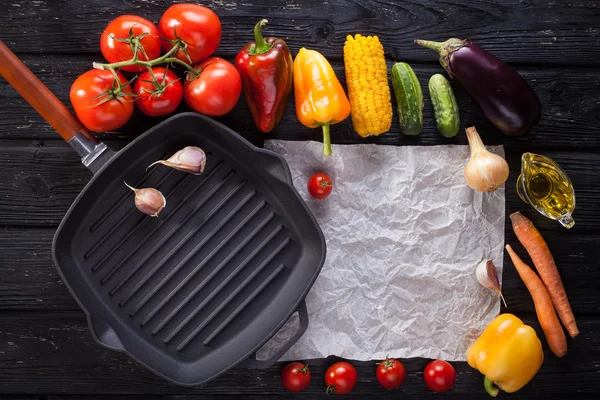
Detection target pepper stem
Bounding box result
[252,19,272,55]
[484,377,500,397]
[321,123,332,156]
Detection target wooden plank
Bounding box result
[0,140,597,229]
[2,0,599,66]
[0,225,596,316]
[0,311,598,396]
[0,228,78,311]
[0,397,40,400]
[2,55,600,148]
[48,397,294,400]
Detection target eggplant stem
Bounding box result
[414,39,444,53]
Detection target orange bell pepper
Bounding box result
[293,48,351,156]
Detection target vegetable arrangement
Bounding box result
[415,38,541,137]
[68,3,578,397]
[280,357,453,394]
[71,4,240,132]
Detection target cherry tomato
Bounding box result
[133,67,183,117]
[184,57,241,116]
[159,4,221,64]
[325,361,357,395]
[281,362,311,393]
[307,173,333,199]
[70,69,134,132]
[100,15,161,72]
[424,360,456,392]
[376,357,406,390]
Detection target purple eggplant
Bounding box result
[415,38,541,137]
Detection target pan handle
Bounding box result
[239,299,309,369]
[0,40,106,166]
[88,316,125,352]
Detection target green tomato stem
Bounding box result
[108,68,122,96]
[145,66,158,83]
[164,57,199,75]
[93,41,193,72]
[131,39,140,62]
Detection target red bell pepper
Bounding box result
[235,19,293,133]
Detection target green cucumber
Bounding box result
[428,74,460,137]
[391,62,423,135]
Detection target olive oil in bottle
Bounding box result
[516,153,575,229]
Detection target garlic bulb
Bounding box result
[147,146,206,175]
[464,126,509,192]
[476,259,507,307]
[124,182,166,217]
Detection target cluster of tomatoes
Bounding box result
[281,358,456,394]
[70,4,241,133]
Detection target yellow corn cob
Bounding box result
[343,34,393,138]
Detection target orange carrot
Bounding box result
[506,244,567,357]
[510,212,578,338]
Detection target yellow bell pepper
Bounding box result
[293,47,351,156]
[467,313,544,397]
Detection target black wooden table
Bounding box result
[1,1,599,399]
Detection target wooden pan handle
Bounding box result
[0,40,89,142]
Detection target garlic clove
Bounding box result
[464,126,509,192]
[147,146,206,175]
[476,259,507,307]
[124,182,166,217]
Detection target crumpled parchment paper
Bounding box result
[258,140,505,362]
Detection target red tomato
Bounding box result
[184,57,241,116]
[325,361,357,395]
[100,15,161,72]
[424,360,456,392]
[307,173,333,199]
[133,67,183,117]
[376,357,406,390]
[70,69,134,132]
[159,4,221,64]
[281,362,311,393]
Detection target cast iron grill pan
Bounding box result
[0,40,325,386]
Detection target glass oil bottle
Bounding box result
[516,153,576,229]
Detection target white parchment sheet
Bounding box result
[259,140,505,361]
